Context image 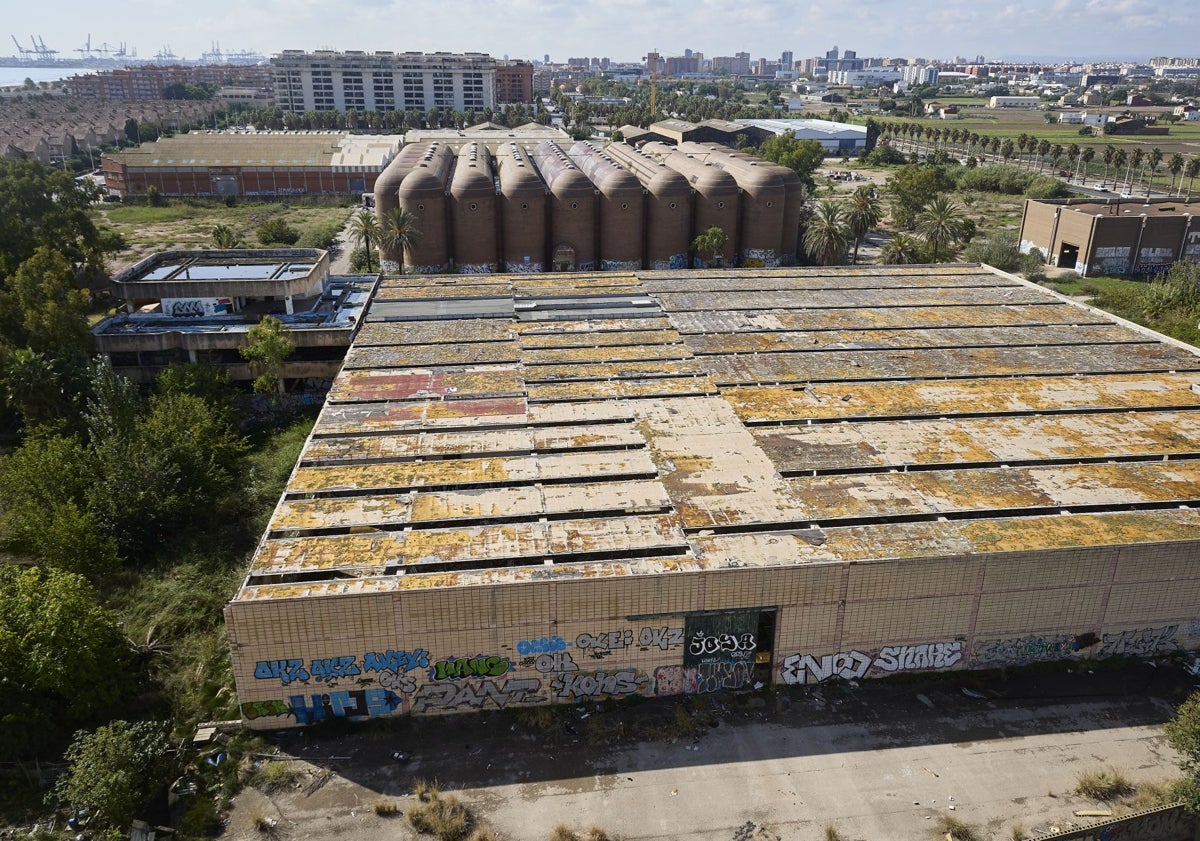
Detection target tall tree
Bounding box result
[348,209,382,273]
[1168,153,1186,196]
[240,315,296,396]
[845,186,884,265]
[916,195,967,262]
[803,199,849,266]
[0,566,128,760]
[1185,156,1200,200]
[0,246,93,357]
[52,720,172,831]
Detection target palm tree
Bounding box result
[348,208,382,273]
[880,232,924,264]
[211,223,242,249]
[803,199,848,266]
[1144,147,1163,197]
[1112,148,1127,189]
[1102,146,1116,186]
[1037,140,1051,172]
[1001,139,1016,164]
[1066,144,1079,181]
[1050,144,1064,175]
[916,194,967,263]
[1168,153,1185,196]
[1185,156,1200,199]
[1080,147,1095,184]
[1126,148,1144,192]
[989,136,1001,162]
[379,206,422,271]
[845,186,884,265]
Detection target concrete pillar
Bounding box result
[285,295,294,315]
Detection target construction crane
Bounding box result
[11,34,32,60]
[155,44,177,62]
[31,35,58,60]
[644,48,659,119]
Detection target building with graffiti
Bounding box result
[92,248,372,385]
[1019,196,1200,276]
[226,265,1200,728]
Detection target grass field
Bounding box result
[98,198,356,271]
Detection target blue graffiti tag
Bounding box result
[254,659,310,686]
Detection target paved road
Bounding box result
[222,665,1191,841]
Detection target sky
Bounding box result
[8,0,1198,64]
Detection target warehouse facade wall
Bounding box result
[228,539,1200,725]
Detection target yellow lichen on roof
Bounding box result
[251,533,406,574]
[959,509,1200,553]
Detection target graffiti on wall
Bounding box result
[550,669,649,701]
[431,655,512,680]
[411,678,542,713]
[572,626,685,660]
[972,633,1083,667]
[1098,625,1178,657]
[1033,804,1196,841]
[653,661,754,695]
[288,688,405,724]
[780,642,963,685]
[255,649,429,687]
[1092,245,1130,276]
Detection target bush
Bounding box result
[549,827,580,841]
[407,793,472,840]
[250,760,301,792]
[295,221,343,250]
[864,145,907,166]
[1075,767,1135,800]
[962,232,1032,273]
[936,814,979,841]
[256,218,300,246]
[1025,175,1071,199]
[348,245,372,272]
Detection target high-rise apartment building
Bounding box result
[272,50,497,113]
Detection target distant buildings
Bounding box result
[271,50,499,114]
[67,64,272,100]
[495,61,534,105]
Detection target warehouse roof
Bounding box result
[108,130,400,170]
[233,266,1200,601]
[735,118,867,139]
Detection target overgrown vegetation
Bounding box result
[1075,767,1136,800]
[1051,261,1200,346]
[936,813,980,841]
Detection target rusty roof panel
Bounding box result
[315,397,528,435]
[724,373,1200,424]
[668,304,1109,335]
[531,423,645,450]
[345,342,521,368]
[654,287,1050,312]
[540,479,670,515]
[527,377,716,402]
[513,318,674,335]
[683,324,1137,355]
[518,329,682,349]
[524,359,705,381]
[756,410,1200,473]
[522,344,693,364]
[355,320,514,346]
[704,343,1200,386]
[303,428,535,463]
[288,449,657,494]
[410,486,544,521]
[329,367,524,402]
[640,272,1017,293]
[402,514,685,567]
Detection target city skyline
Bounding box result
[7,0,1198,66]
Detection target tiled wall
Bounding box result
[229,541,1200,728]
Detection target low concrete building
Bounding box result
[734,118,866,154]
[93,249,371,384]
[1019,197,1200,276]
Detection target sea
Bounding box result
[0,66,77,88]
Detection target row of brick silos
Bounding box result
[371,139,805,273]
